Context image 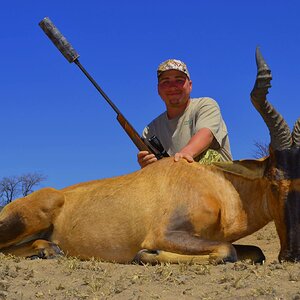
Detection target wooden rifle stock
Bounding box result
[116,114,153,153]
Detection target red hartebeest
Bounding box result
[0,48,299,264]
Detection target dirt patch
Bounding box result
[0,222,299,299]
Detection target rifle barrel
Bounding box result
[74,60,121,116]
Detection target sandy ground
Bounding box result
[0,222,299,299]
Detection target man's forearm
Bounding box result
[179,128,214,158]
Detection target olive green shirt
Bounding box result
[142,97,232,162]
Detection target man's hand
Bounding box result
[174,152,194,163]
[137,151,157,168]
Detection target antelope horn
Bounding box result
[250,47,292,150]
[292,118,300,147]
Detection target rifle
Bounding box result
[39,17,169,160]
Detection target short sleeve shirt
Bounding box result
[142,97,232,161]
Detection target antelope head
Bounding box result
[251,48,300,262]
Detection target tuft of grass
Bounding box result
[287,270,300,282]
[0,279,9,292]
[192,264,211,276]
[55,283,65,290]
[86,275,105,293]
[23,269,34,280]
[64,256,82,271]
[251,286,276,297]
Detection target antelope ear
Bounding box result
[213,157,269,180]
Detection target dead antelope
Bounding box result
[0,48,299,264]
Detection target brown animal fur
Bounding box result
[0,157,272,263]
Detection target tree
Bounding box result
[20,172,47,197]
[0,176,22,204]
[0,172,46,205]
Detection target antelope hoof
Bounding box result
[209,243,238,264]
[133,249,159,265]
[29,241,64,260]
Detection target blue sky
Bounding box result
[1,1,300,189]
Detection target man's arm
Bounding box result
[174,128,214,162]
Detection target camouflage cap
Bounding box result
[157,59,190,79]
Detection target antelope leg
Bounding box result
[1,239,63,258]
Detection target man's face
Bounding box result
[158,70,192,108]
